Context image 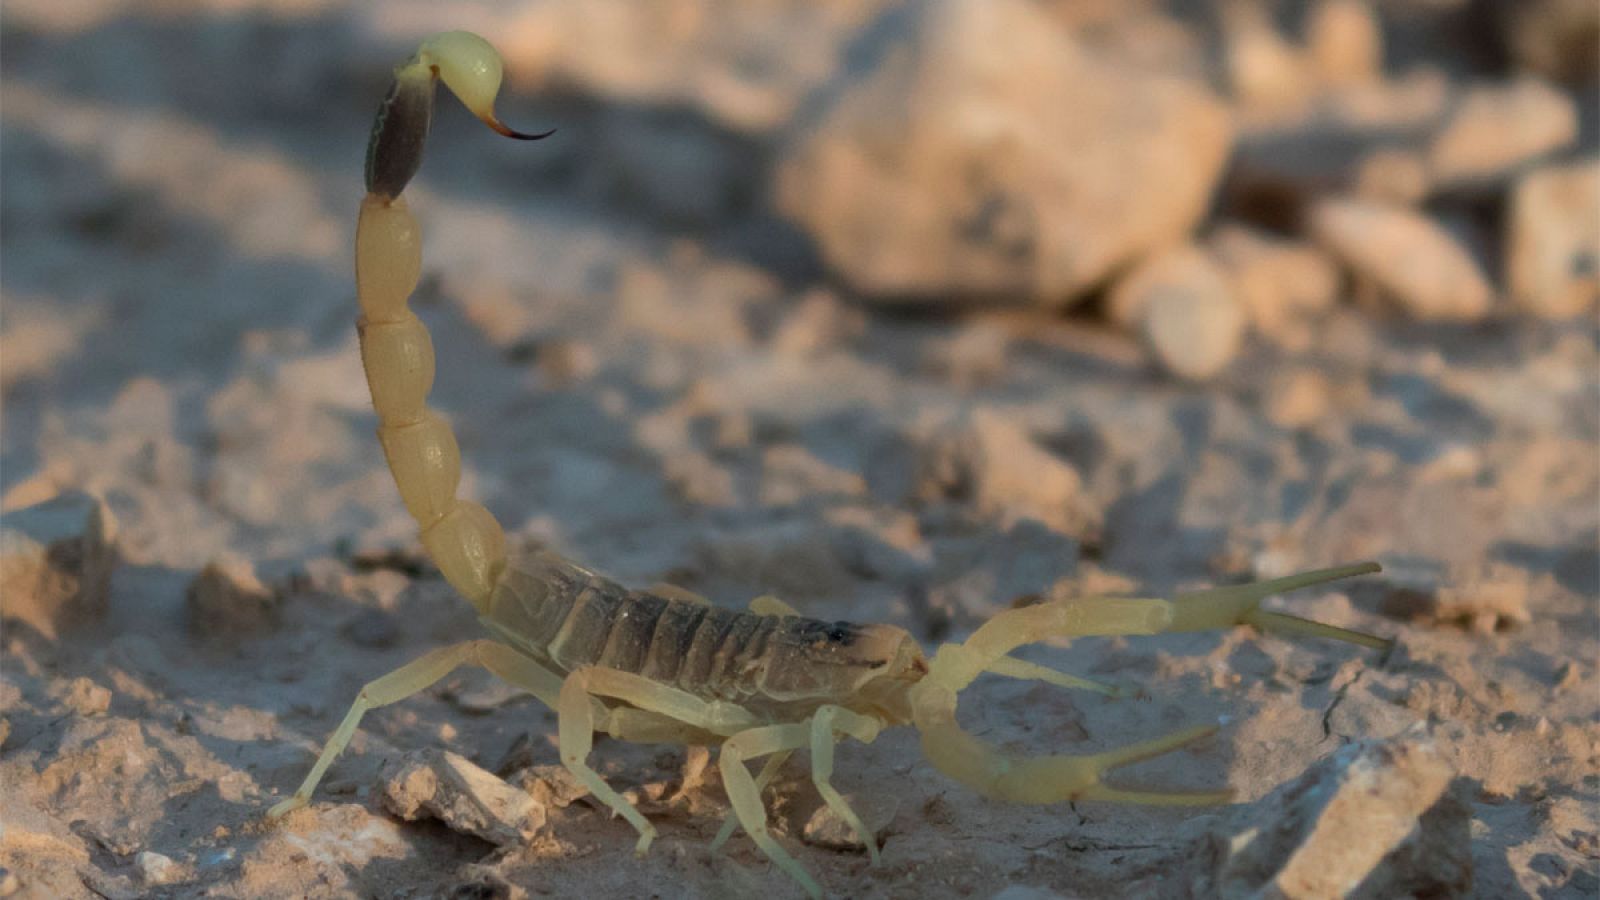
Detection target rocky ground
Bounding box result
[1,1,1596,897]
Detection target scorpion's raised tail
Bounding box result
[906,562,1386,806]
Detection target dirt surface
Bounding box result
[2,2,1597,898]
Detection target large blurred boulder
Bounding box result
[775,0,1233,306]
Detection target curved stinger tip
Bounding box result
[485,117,556,141]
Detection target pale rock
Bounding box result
[916,411,1100,538]
[1428,78,1577,188]
[1207,226,1339,340]
[186,553,280,636]
[1309,198,1492,320]
[0,491,117,639]
[1263,369,1332,429]
[1506,160,1599,318]
[134,851,182,886]
[1379,561,1531,634]
[776,0,1232,306]
[381,749,545,847]
[1143,281,1247,383]
[1192,733,1470,899]
[1223,5,1313,119]
[1355,148,1429,205]
[1306,0,1383,87]
[54,677,112,717]
[1108,244,1244,381]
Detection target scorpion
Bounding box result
[265,31,1391,898]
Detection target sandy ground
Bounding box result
[2,2,1597,898]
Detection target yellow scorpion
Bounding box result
[265,31,1390,898]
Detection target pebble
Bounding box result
[1223,5,1312,119]
[916,410,1101,538]
[1306,0,1383,87]
[381,749,546,847]
[1309,198,1492,320]
[1109,245,1244,380]
[1377,562,1531,633]
[1506,160,1599,318]
[776,0,1232,305]
[55,677,112,717]
[1428,77,1577,188]
[1207,226,1338,341]
[135,851,181,886]
[0,490,118,639]
[186,553,280,636]
[1263,368,1333,429]
[1354,148,1430,205]
[1191,732,1469,898]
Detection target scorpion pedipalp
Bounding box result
[906,563,1389,807]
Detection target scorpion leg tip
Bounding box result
[265,796,306,820]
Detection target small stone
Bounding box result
[1222,5,1313,119]
[1375,562,1530,633]
[1506,160,1600,318]
[1309,198,1492,321]
[186,553,280,636]
[1433,578,1531,634]
[0,868,17,898]
[0,491,117,639]
[1191,733,1469,898]
[381,749,545,847]
[776,0,1232,305]
[1208,225,1339,341]
[916,410,1101,538]
[135,851,181,886]
[1355,148,1429,205]
[509,764,589,811]
[1263,369,1332,429]
[1110,245,1244,380]
[55,677,112,717]
[1306,0,1383,88]
[801,794,897,852]
[1428,78,1577,188]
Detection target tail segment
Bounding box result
[354,34,549,610]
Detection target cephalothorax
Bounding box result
[266,32,1390,898]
